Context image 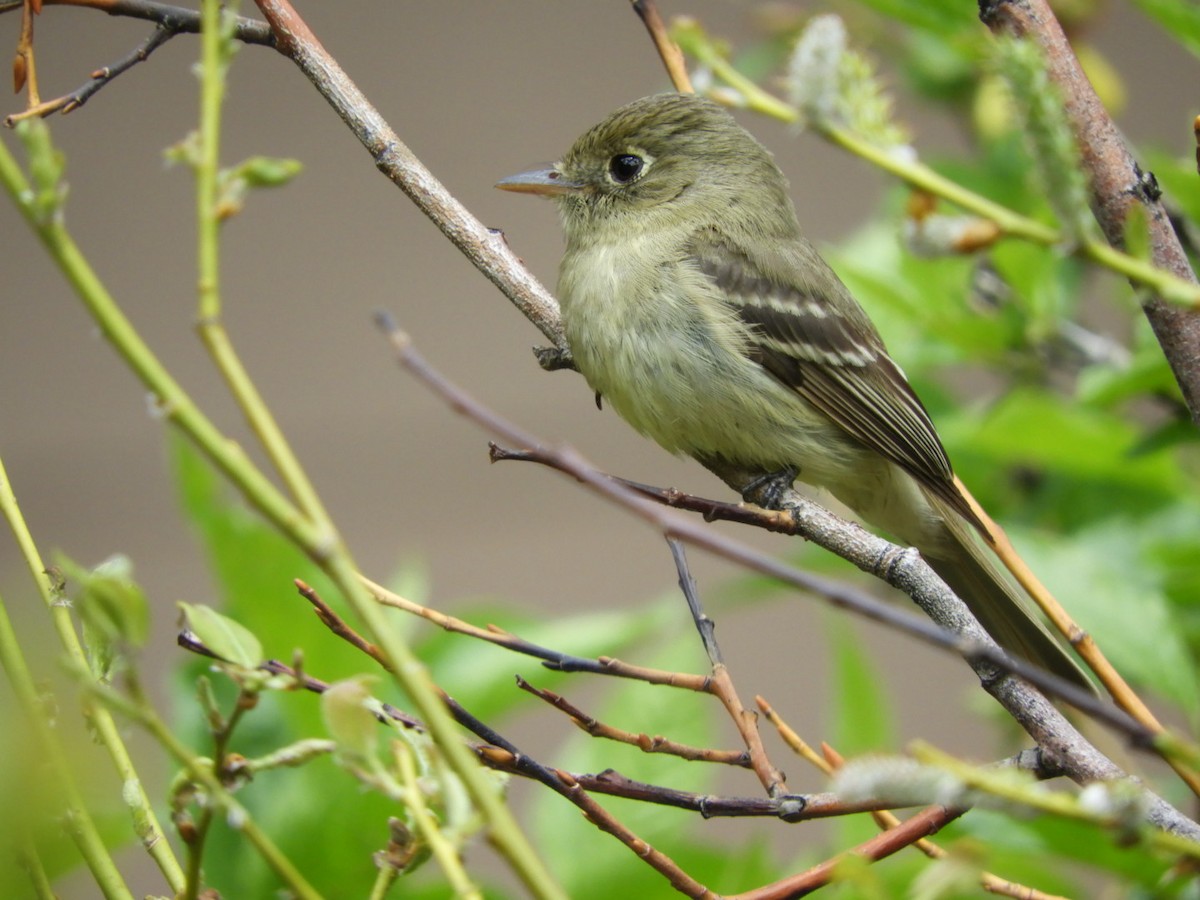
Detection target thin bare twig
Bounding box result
[38,0,272,41]
[358,573,710,691]
[175,631,990,827]
[3,0,275,123]
[632,0,692,93]
[516,676,750,767]
[667,537,789,797]
[733,805,969,899]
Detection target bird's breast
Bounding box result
[556,242,850,480]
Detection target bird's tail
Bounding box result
[921,498,1093,691]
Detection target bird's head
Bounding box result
[497,93,794,241]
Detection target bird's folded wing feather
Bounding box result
[689,232,980,528]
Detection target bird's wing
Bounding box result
[688,232,980,528]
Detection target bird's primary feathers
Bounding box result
[498,92,1088,687]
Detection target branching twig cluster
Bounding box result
[3,0,1200,897]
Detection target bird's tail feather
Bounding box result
[921,500,1094,691]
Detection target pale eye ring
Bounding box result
[608,154,644,184]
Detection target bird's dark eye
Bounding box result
[608,154,644,184]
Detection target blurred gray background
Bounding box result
[0,2,1194,893]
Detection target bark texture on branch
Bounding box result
[980,0,1200,422]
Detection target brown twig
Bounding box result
[516,676,750,767]
[10,24,172,123]
[358,573,710,691]
[38,0,273,40]
[632,0,692,93]
[294,578,383,664]
[979,0,1200,422]
[733,805,969,899]
[4,0,275,124]
[176,630,972,827]
[667,537,789,797]
[12,0,40,104]
[290,576,735,893]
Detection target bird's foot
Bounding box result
[533,345,576,372]
[739,467,799,510]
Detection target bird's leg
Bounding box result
[533,345,576,372]
[738,467,799,510]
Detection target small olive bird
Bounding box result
[497,92,1086,686]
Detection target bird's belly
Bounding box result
[562,278,862,489]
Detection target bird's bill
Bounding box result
[495,164,583,196]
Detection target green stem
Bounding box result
[367,863,400,900]
[183,807,214,900]
[0,455,186,891]
[678,27,1200,307]
[192,0,341,532]
[16,842,57,900]
[822,123,1059,245]
[0,138,327,557]
[189,6,558,891]
[393,741,482,899]
[912,742,1200,859]
[0,594,133,899]
[99,674,322,900]
[196,0,222,325]
[1,106,562,900]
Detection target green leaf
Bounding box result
[1009,512,1200,713]
[941,388,1186,527]
[827,617,894,756]
[234,155,303,188]
[1076,336,1182,410]
[957,807,1172,889]
[826,615,895,849]
[58,554,150,674]
[178,601,263,669]
[848,0,977,37]
[833,221,1015,370]
[321,676,380,761]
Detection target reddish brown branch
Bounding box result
[295,578,383,665]
[980,0,1200,422]
[517,676,750,767]
[731,805,968,899]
